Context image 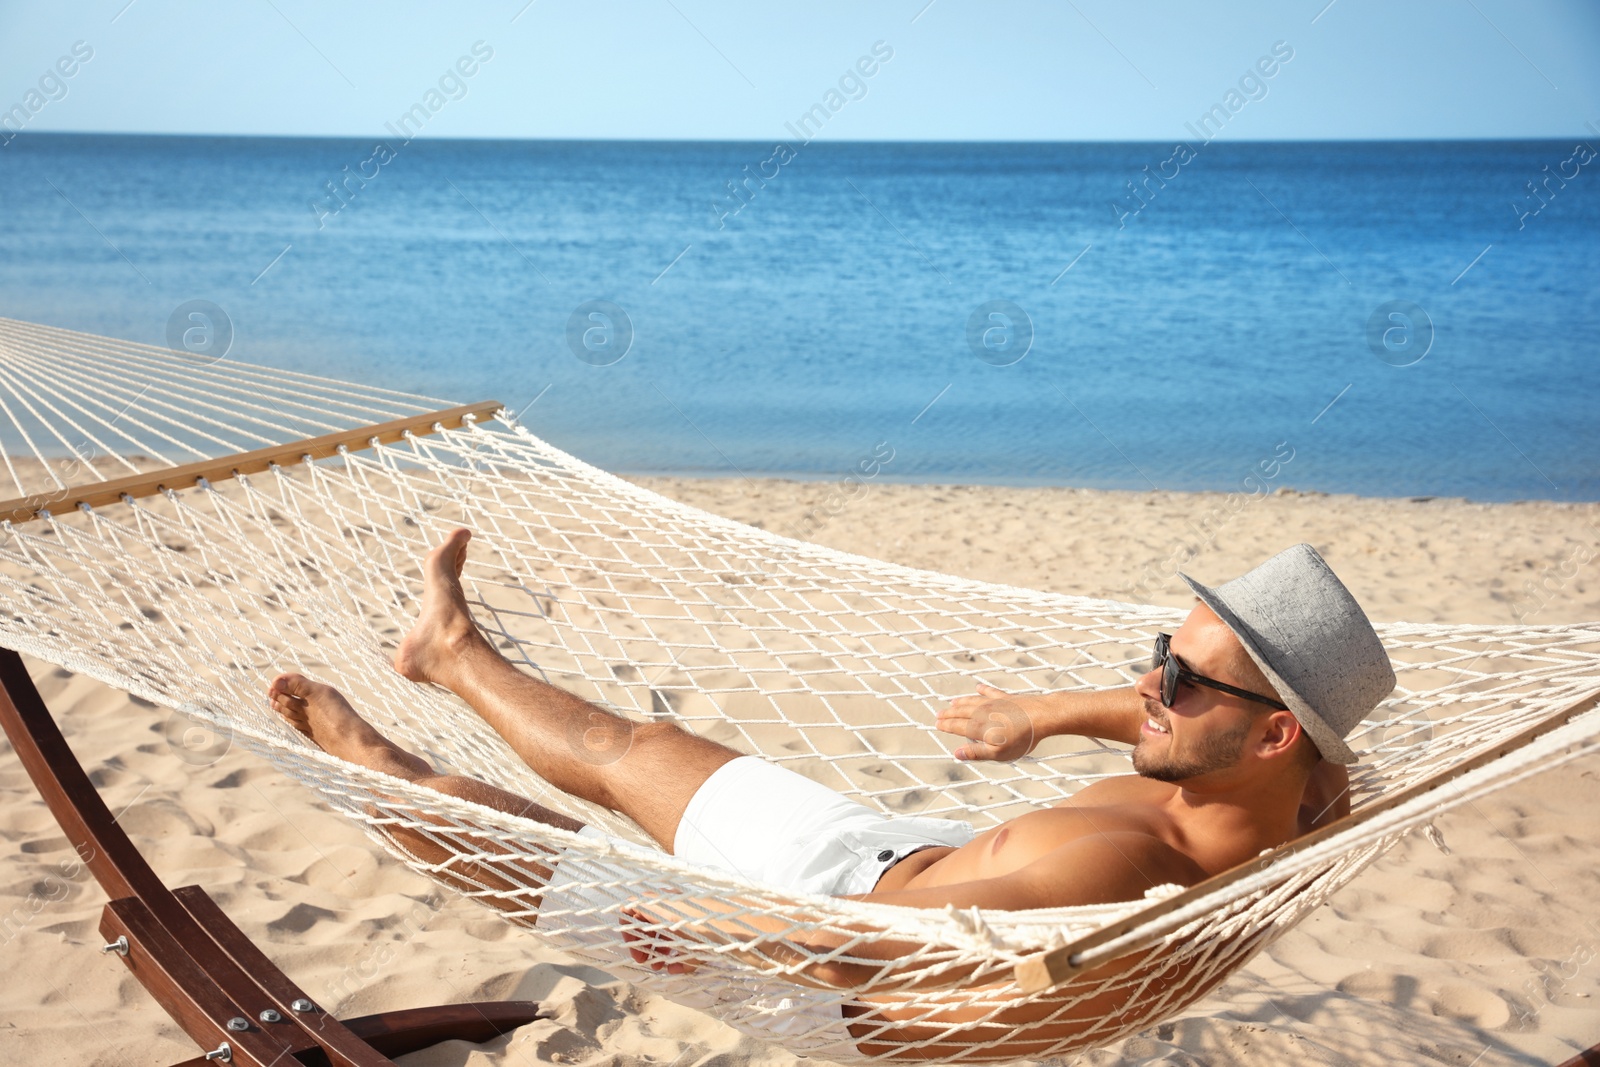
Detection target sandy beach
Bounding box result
[1,478,1596,1067]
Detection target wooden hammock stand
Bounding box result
[0,403,539,1065]
[0,647,540,1066]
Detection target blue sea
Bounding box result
[1,134,1595,501]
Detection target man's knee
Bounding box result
[633,720,689,745]
[630,719,738,760]
[617,719,690,766]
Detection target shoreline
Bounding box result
[616,468,1600,508]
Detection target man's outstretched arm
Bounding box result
[939,682,1353,831]
[936,684,1146,760]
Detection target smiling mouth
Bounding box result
[1139,697,1172,737]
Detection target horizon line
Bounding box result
[5,130,1596,146]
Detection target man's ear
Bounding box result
[1256,710,1303,760]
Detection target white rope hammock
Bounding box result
[0,316,1596,1063]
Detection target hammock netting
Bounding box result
[0,317,1596,1063]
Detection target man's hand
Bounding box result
[936,683,1048,761]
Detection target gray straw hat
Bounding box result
[1179,543,1395,765]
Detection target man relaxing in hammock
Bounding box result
[268,529,1393,975]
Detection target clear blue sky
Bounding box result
[2,0,1597,141]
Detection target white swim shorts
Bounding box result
[672,755,976,895]
[540,757,971,1049]
[546,755,973,899]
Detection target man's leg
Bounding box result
[267,672,583,918]
[391,528,742,854]
[267,671,578,829]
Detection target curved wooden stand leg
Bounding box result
[340,1002,545,1057]
[0,646,542,1066]
[164,1002,544,1066]
[1556,1043,1600,1067]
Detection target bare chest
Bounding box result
[898,782,1183,890]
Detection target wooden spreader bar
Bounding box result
[0,643,540,1064]
[0,400,502,526]
[1013,689,1600,994]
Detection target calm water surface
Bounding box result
[1,135,1595,500]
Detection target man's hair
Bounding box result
[1223,642,1276,702]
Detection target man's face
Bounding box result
[1130,605,1268,783]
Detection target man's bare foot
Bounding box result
[268,673,431,778]
[393,527,485,686]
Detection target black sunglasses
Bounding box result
[1151,632,1289,710]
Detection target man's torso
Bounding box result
[873,774,1292,897]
